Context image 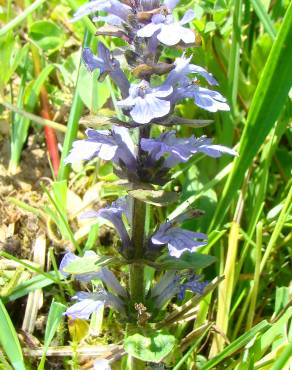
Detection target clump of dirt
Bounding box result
[0,134,51,259]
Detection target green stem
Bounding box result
[129,198,147,304]
[128,128,150,370]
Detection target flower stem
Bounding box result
[129,126,150,304]
[129,198,146,304]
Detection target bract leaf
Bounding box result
[129,189,178,206]
[63,255,114,275]
[124,330,176,362]
[157,252,216,271]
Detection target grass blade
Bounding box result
[228,0,243,114]
[57,31,92,181]
[200,321,270,370]
[251,0,277,39]
[210,3,292,230]
[0,0,46,37]
[38,300,66,370]
[0,299,26,370]
[270,342,292,370]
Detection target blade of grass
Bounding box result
[270,342,292,370]
[172,325,211,370]
[57,30,92,181]
[245,222,262,330]
[260,185,292,272]
[251,0,277,39]
[228,0,243,115]
[9,64,55,173]
[200,321,270,370]
[210,3,292,230]
[0,0,46,37]
[38,300,66,370]
[168,162,233,220]
[42,184,81,253]
[0,299,26,370]
[0,100,83,136]
[209,221,240,356]
[235,115,287,283]
[232,191,292,339]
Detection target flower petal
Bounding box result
[94,359,111,370]
[137,22,162,38]
[164,0,180,10]
[65,299,103,320]
[157,24,182,46]
[179,9,195,25]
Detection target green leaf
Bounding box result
[4,273,57,303]
[210,3,292,230]
[157,252,216,271]
[29,20,65,54]
[38,300,66,370]
[251,0,277,39]
[0,299,26,370]
[129,189,179,206]
[78,63,111,112]
[124,330,176,362]
[63,255,115,275]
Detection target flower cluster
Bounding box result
[61,1,238,366]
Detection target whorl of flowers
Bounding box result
[62,0,238,332]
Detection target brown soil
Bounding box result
[0,134,51,259]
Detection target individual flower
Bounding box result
[151,221,207,258]
[171,78,230,112]
[177,275,209,300]
[141,130,238,167]
[59,251,100,282]
[137,9,195,46]
[59,251,127,297]
[64,290,125,320]
[82,42,130,98]
[151,272,208,308]
[163,55,218,87]
[117,80,173,124]
[81,197,131,253]
[71,0,131,23]
[94,359,111,370]
[65,127,137,172]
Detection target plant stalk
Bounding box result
[129,198,147,304]
[128,128,150,370]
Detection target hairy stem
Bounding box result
[128,128,150,370]
[129,198,147,303]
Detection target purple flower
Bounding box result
[65,127,137,172]
[94,359,111,370]
[59,251,100,282]
[151,221,207,258]
[82,43,130,98]
[164,55,218,87]
[71,0,131,23]
[64,290,125,320]
[141,130,238,167]
[171,78,230,112]
[178,275,208,300]
[137,9,195,46]
[117,80,172,124]
[82,197,131,252]
[151,271,208,308]
[59,251,127,297]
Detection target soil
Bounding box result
[0,133,50,259]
